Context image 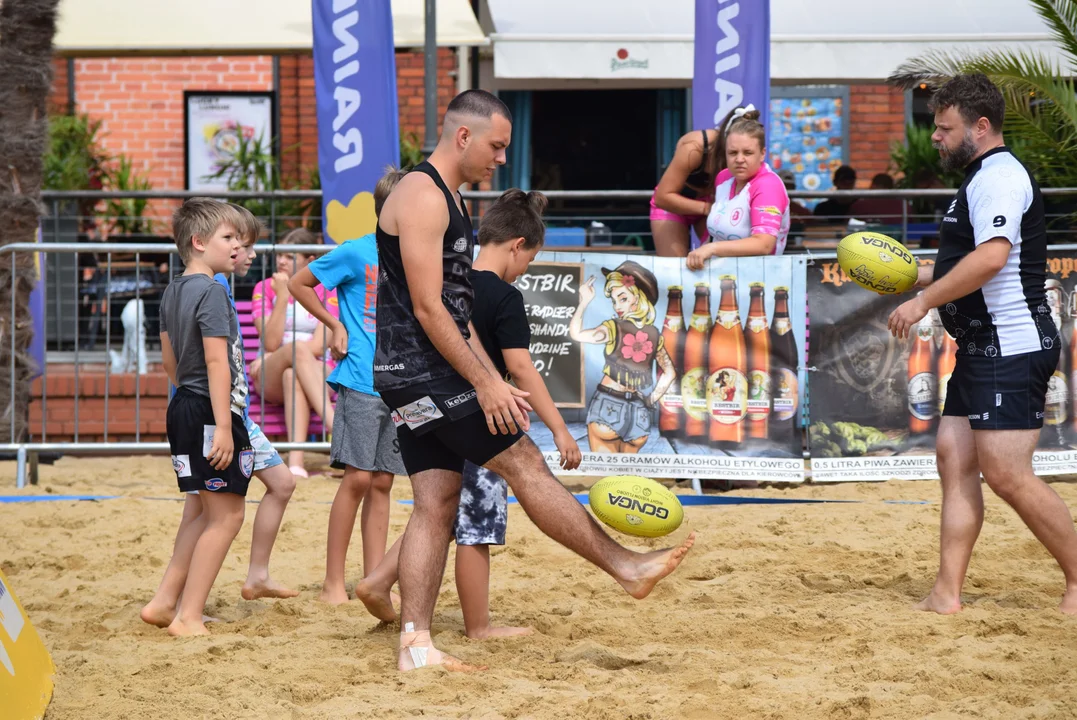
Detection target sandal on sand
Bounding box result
[289,465,309,479]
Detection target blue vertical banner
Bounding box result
[692,0,771,133]
[313,0,401,245]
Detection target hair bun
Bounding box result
[526,191,549,216]
[741,109,761,122]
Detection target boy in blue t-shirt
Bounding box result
[289,169,407,607]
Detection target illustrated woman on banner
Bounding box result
[569,261,676,453]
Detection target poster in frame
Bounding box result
[184,91,275,192]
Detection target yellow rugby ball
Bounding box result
[836,231,918,294]
[588,475,684,538]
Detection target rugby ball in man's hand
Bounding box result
[836,231,919,294]
[588,475,684,538]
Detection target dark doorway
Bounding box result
[530,89,658,191]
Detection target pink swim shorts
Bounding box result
[649,190,706,226]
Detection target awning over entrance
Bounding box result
[487,0,1066,82]
[52,0,487,55]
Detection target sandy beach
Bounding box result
[3,456,1077,719]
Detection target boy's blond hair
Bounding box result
[228,203,266,245]
[374,166,406,217]
[172,198,245,262]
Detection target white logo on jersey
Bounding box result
[947,199,957,214]
[452,237,468,253]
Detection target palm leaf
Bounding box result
[1028,0,1077,70]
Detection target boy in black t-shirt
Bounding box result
[355,189,582,638]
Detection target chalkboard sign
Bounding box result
[514,261,585,408]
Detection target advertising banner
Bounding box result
[692,0,771,133]
[808,251,1077,481]
[313,0,400,245]
[520,252,807,482]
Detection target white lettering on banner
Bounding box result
[517,273,575,293]
[712,0,744,125]
[525,306,575,320]
[812,452,1077,482]
[528,341,574,356]
[331,0,363,173]
[811,457,940,482]
[542,452,805,482]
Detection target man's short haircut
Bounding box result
[228,203,265,245]
[929,73,1005,132]
[445,89,512,124]
[374,166,406,217]
[172,198,245,263]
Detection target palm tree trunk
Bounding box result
[0,0,60,444]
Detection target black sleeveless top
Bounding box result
[373,161,475,391]
[681,130,711,200]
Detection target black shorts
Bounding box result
[942,347,1059,430]
[382,374,523,476]
[167,387,254,495]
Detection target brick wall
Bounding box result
[848,84,906,186]
[395,47,458,141]
[49,56,71,114]
[75,56,274,190]
[276,48,458,183]
[30,371,170,442]
[277,54,319,185]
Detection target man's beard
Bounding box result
[935,130,978,172]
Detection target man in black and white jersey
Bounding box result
[889,74,1077,616]
[376,90,695,672]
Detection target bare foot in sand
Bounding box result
[141,601,220,628]
[318,585,351,606]
[354,579,398,622]
[617,532,696,600]
[914,589,962,615]
[466,625,533,640]
[140,601,176,628]
[242,577,299,601]
[399,633,486,672]
[1061,585,1077,615]
[167,617,210,637]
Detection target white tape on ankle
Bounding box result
[409,645,429,668]
[402,623,428,668]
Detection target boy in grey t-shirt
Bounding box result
[159,273,248,412]
[141,198,254,638]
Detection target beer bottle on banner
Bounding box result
[659,286,687,438]
[936,320,958,417]
[743,283,771,439]
[907,318,938,435]
[682,283,711,441]
[1069,293,1077,438]
[769,287,799,444]
[706,276,748,446]
[1044,280,1068,430]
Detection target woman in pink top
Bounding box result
[687,107,791,270]
[250,228,340,475]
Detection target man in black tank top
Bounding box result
[375,90,695,672]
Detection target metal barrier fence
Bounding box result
[8,187,1077,486]
[3,241,339,488]
[42,187,1077,253]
